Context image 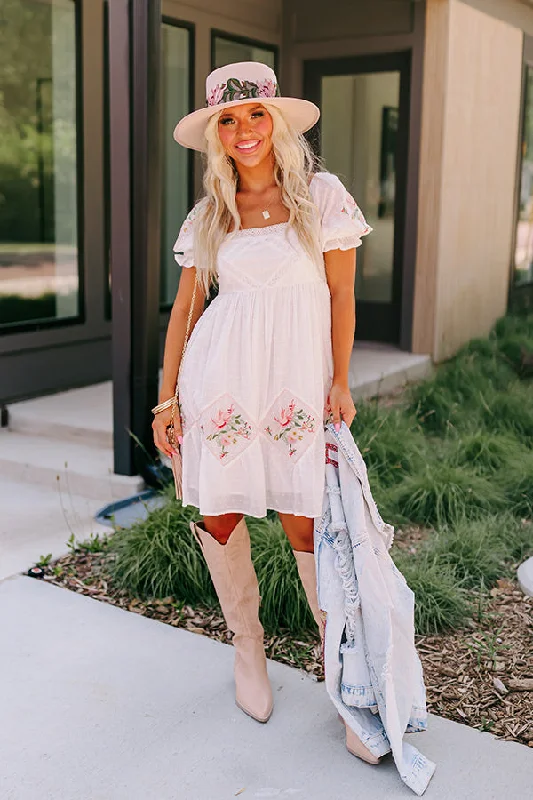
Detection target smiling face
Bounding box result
[217,103,274,169]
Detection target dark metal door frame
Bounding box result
[108,0,162,475]
[304,52,412,346]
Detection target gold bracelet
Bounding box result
[151,397,177,415]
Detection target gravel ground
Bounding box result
[36,542,532,748]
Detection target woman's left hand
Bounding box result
[328,381,357,431]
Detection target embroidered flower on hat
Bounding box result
[207,77,280,107]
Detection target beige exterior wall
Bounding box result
[413,0,523,361]
[464,0,533,36]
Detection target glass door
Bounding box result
[304,53,410,344]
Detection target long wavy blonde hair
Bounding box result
[193,104,322,295]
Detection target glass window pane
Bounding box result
[0,0,80,330]
[321,72,400,304]
[514,66,533,288]
[213,35,275,70]
[161,23,191,307]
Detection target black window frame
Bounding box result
[0,0,85,336]
[510,36,533,313]
[158,16,195,313]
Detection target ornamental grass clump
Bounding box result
[492,312,533,341]
[351,401,426,487]
[429,518,508,590]
[392,552,471,635]
[110,499,217,606]
[247,517,316,634]
[480,382,533,444]
[390,463,505,527]
[408,381,464,435]
[443,343,515,398]
[452,430,528,475]
[500,453,533,519]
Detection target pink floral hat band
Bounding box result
[207,76,280,107]
[174,61,320,152]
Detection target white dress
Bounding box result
[173,172,371,518]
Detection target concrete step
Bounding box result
[7,383,113,448]
[349,344,432,400]
[0,429,143,502]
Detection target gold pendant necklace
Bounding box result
[261,187,278,221]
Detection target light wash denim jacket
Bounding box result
[314,422,436,796]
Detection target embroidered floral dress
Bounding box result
[173,172,371,518]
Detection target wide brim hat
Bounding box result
[173,61,320,152]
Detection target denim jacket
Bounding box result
[314,422,436,796]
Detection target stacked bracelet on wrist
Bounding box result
[151,397,177,415]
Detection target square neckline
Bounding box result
[227,174,326,234]
[228,221,290,235]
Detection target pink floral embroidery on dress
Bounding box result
[206,405,252,459]
[340,193,372,234]
[201,395,255,463]
[263,391,317,460]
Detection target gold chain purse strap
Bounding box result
[167,273,198,449]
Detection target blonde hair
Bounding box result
[193,104,322,295]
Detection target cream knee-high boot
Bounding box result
[293,550,325,638]
[293,550,380,766]
[191,518,273,723]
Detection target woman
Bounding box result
[153,62,374,762]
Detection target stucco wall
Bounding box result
[464,0,533,36]
[413,0,523,361]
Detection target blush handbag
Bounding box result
[166,274,199,499]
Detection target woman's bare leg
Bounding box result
[277,512,314,553]
[202,513,244,544]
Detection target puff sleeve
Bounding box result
[173,201,204,268]
[311,172,372,253]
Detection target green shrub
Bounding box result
[390,463,505,527]
[453,431,527,474]
[492,313,533,341]
[247,518,316,634]
[351,401,426,486]
[469,512,533,564]
[393,552,471,635]
[429,518,507,590]
[501,517,533,562]
[500,453,533,519]
[110,499,216,605]
[408,381,464,435]
[443,347,515,397]
[481,382,533,444]
[496,334,533,378]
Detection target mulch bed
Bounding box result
[37,540,532,748]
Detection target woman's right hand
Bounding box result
[152,405,181,459]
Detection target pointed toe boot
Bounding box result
[345,724,381,764]
[295,550,379,765]
[191,518,273,723]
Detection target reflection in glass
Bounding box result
[213,36,275,70]
[321,72,400,304]
[0,0,79,329]
[515,66,533,288]
[161,23,191,307]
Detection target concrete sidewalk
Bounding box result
[1,575,531,800]
[0,479,109,581]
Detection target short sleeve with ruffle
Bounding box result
[173,200,206,268]
[310,172,372,253]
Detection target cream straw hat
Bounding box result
[173,61,320,152]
